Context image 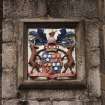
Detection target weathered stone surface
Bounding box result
[37,0,47,17]
[28,100,51,105]
[2,43,16,69]
[88,67,101,97]
[53,101,82,105]
[3,0,98,18]
[103,0,105,21]
[39,101,51,105]
[103,25,105,59]
[2,19,16,42]
[102,90,105,105]
[3,0,15,18]
[2,69,17,98]
[47,0,97,18]
[2,99,18,105]
[47,0,82,18]
[85,20,100,49]
[14,0,38,18]
[85,20,101,98]
[3,0,47,18]
[81,0,98,18]
[28,100,39,105]
[26,90,86,100]
[86,49,100,69]
[83,100,101,105]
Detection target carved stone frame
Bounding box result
[17,18,86,89]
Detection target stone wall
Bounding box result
[2,0,105,105]
[0,1,3,105]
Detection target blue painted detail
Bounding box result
[52,66,61,73]
[48,54,52,58]
[57,28,75,44]
[53,66,59,71]
[29,28,47,45]
[43,54,47,58]
[60,39,75,47]
[29,31,38,36]
[41,51,62,73]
